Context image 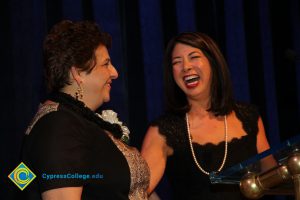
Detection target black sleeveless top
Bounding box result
[151,103,259,200]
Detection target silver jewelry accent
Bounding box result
[186,113,228,175]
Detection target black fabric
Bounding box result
[49,92,124,140]
[151,103,259,200]
[22,104,131,200]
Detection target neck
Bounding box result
[60,85,78,101]
[187,97,212,118]
[60,87,99,111]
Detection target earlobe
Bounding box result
[70,66,84,100]
[70,66,83,85]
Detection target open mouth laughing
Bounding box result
[183,75,200,88]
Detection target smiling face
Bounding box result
[172,43,212,103]
[80,44,118,110]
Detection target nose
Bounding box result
[110,65,118,79]
[182,59,192,72]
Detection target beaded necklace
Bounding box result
[186,113,228,175]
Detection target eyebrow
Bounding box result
[188,51,200,56]
[172,51,200,60]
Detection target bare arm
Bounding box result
[141,126,173,194]
[256,117,277,170]
[42,187,83,200]
[256,117,271,153]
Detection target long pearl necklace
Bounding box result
[186,113,228,175]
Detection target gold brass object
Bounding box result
[287,152,300,200]
[240,152,300,200]
[240,172,264,199]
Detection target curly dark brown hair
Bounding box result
[43,20,112,92]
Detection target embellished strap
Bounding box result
[107,134,150,199]
[25,103,59,135]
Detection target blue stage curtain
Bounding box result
[1,0,299,199]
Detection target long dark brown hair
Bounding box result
[164,32,234,116]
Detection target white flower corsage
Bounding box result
[96,110,130,144]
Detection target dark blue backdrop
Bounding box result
[1,0,299,199]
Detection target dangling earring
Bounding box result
[75,83,83,100]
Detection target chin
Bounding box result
[103,96,110,103]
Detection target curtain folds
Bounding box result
[1,0,299,199]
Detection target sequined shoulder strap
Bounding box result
[25,103,59,135]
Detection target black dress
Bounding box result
[22,95,149,200]
[151,103,259,200]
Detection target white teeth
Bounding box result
[184,75,199,81]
